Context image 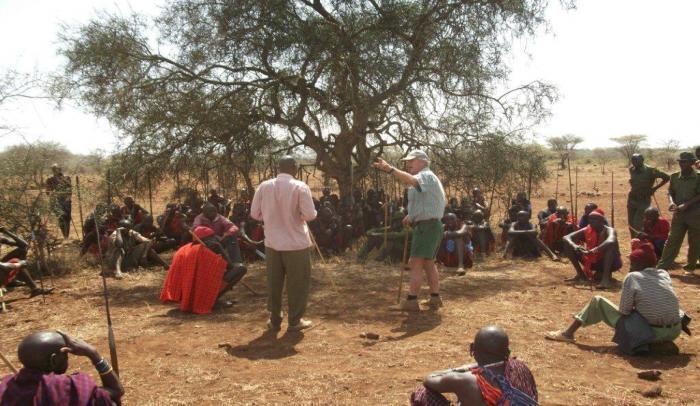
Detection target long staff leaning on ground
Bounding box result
[92,210,120,377]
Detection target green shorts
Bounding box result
[410,219,444,259]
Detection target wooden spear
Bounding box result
[93,211,120,376]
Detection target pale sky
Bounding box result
[0,0,698,154]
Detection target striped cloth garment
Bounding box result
[618,268,682,326]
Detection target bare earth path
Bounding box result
[1,163,699,405]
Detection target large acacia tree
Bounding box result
[57,0,562,197]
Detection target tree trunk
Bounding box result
[242,173,254,196]
[559,154,568,170]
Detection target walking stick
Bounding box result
[574,166,579,221]
[93,211,120,377]
[610,171,615,228]
[147,172,153,215]
[106,169,112,206]
[70,217,81,240]
[76,176,85,240]
[567,156,574,215]
[554,167,560,198]
[0,350,17,374]
[383,192,389,251]
[307,227,337,292]
[187,228,260,296]
[397,227,410,304]
[652,192,661,211]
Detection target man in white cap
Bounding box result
[373,149,446,311]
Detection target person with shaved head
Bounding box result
[251,155,317,332]
[0,330,123,404]
[562,209,622,289]
[411,325,538,405]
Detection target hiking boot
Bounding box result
[398,298,420,312]
[288,319,313,332]
[420,295,443,309]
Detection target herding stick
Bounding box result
[92,211,120,376]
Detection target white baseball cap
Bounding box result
[400,149,430,162]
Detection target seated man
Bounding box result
[357,211,408,263]
[541,206,577,255]
[160,226,246,313]
[238,218,266,262]
[230,190,252,225]
[207,188,229,215]
[411,325,538,406]
[0,227,53,298]
[498,205,520,247]
[0,330,124,404]
[120,196,148,225]
[537,198,558,232]
[512,192,532,217]
[106,219,168,279]
[468,210,496,259]
[319,187,339,210]
[578,202,608,229]
[546,243,690,350]
[310,204,353,255]
[158,203,190,245]
[193,203,245,270]
[635,207,670,259]
[437,213,473,275]
[105,204,124,233]
[134,215,179,253]
[563,209,621,289]
[503,211,558,261]
[469,187,491,220]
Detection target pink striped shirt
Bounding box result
[250,173,317,251]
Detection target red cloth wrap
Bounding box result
[581,225,602,280]
[1,258,21,286]
[543,213,576,249]
[643,217,670,241]
[160,243,227,314]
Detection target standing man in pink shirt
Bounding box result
[251,156,318,332]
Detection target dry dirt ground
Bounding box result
[1,163,699,405]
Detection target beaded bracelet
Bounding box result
[99,366,114,376]
[94,358,111,375]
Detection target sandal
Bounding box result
[545,330,575,343]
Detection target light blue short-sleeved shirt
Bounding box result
[407,167,446,222]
